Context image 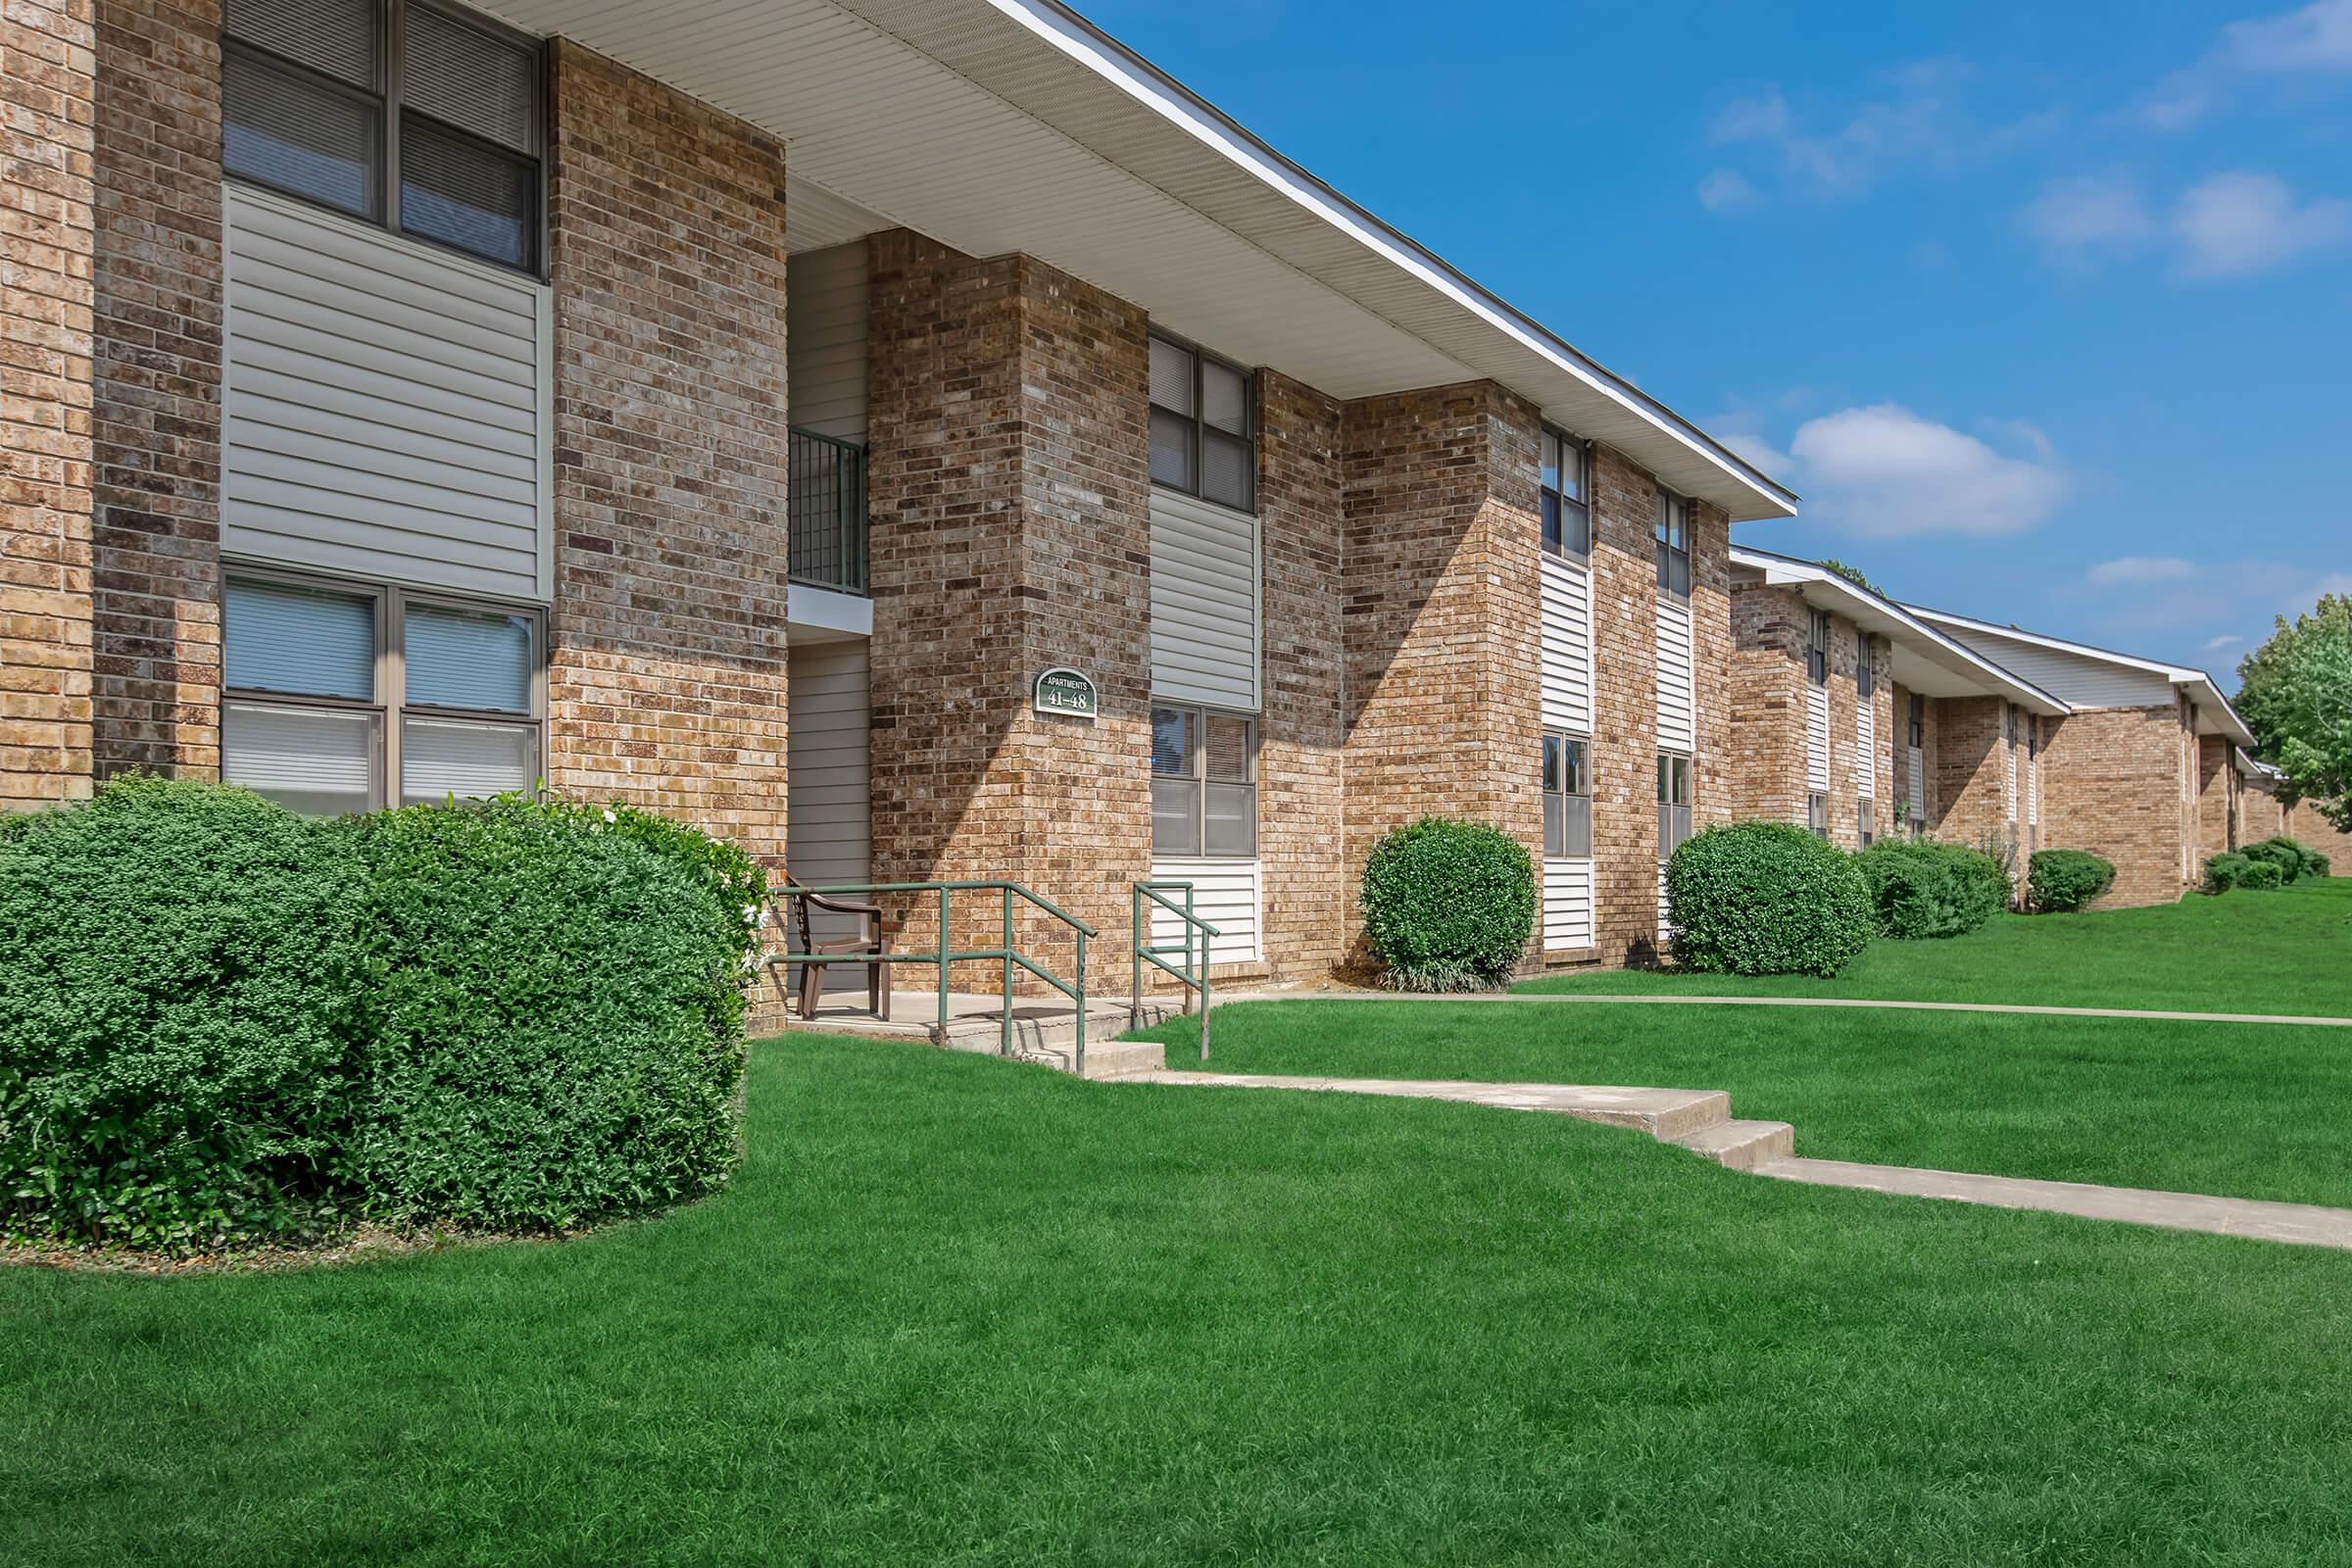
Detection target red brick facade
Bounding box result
[2037,705,2191,907]
[1,0,97,805]
[1586,446,1667,964]
[1726,590,1894,850]
[543,43,793,868]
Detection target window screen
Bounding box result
[1657,754,1693,861]
[1541,429,1590,560]
[224,701,379,817]
[1148,334,1254,512]
[405,601,531,711]
[225,0,377,86]
[1654,492,1690,598]
[401,714,533,804]
[400,112,536,269]
[1152,704,1255,858]
[402,1,537,151]
[225,579,376,699]
[1544,733,1592,858]
[222,48,382,219]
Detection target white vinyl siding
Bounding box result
[2029,746,2039,827]
[2006,730,2019,822]
[222,184,552,601]
[1540,557,1593,734]
[1806,686,1832,793]
[1931,623,2175,710]
[1658,864,1674,941]
[786,640,872,990]
[1543,857,1592,950]
[785,239,868,443]
[1150,488,1259,710]
[1907,745,1927,819]
[1655,599,1694,754]
[1148,857,1260,965]
[1857,695,1875,784]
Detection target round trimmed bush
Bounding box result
[0,777,357,1249]
[1855,839,2010,939]
[2237,858,2286,891]
[1360,817,1535,992]
[330,796,756,1231]
[2204,852,2252,894]
[2027,849,2116,914]
[1667,822,1873,977]
[2242,837,2309,885]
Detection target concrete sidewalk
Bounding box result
[1211,990,2352,1028]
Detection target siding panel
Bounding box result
[223,186,551,600]
[787,640,873,990]
[1934,624,2176,709]
[1148,858,1260,964]
[785,239,869,443]
[1540,557,1592,734]
[1544,857,1592,950]
[1656,598,1693,754]
[1806,686,1831,792]
[1907,744,1926,819]
[1150,488,1259,710]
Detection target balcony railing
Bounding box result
[789,426,868,595]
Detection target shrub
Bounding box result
[2204,853,2253,894]
[329,796,754,1231]
[1855,839,2011,940]
[2027,850,2116,914]
[1360,817,1535,992]
[1666,822,1873,977]
[2238,859,2286,891]
[0,778,358,1249]
[2241,837,2310,885]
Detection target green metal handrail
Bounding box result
[766,879,1098,1073]
[1132,881,1221,1063]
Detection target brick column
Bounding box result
[865,231,1152,994]
[1689,500,1734,832]
[91,0,222,779]
[1930,696,2008,857]
[543,43,792,869]
[1826,616,1860,847]
[1586,445,1661,964]
[2195,733,2234,859]
[1339,380,1544,969]
[1,0,97,806]
[1867,637,1894,837]
[2036,705,2193,906]
[1728,582,1806,828]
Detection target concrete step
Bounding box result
[1017,1035,1167,1082]
[1672,1117,1795,1171]
[1142,1073,1731,1137]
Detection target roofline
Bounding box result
[1732,547,2072,715]
[1902,601,2257,745]
[998,0,1801,517]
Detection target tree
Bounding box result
[2235,593,2352,832]
[1818,559,1885,598]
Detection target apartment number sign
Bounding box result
[1032,667,1098,719]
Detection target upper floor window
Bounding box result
[1653,491,1690,599]
[1149,334,1254,513]
[1657,754,1693,862]
[1540,430,1590,562]
[1856,634,1874,698]
[1807,609,1830,686]
[1151,705,1256,858]
[222,0,544,273]
[1543,732,1592,858]
[1907,692,1925,748]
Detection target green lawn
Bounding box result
[9,1034,2352,1564]
[1514,876,2352,1016]
[1133,1001,2352,1210]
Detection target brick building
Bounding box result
[1727,550,2067,869]
[4,0,1799,1004]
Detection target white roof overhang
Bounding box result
[481,0,1798,520]
[1902,605,2257,746]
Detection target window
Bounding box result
[1807,609,1830,686]
[1151,704,1256,857]
[1856,634,1874,699]
[1807,792,1829,838]
[1907,692,1925,750]
[1543,733,1592,858]
[222,0,544,272]
[1859,796,1875,850]
[1540,429,1591,561]
[1149,334,1254,512]
[1653,490,1690,599]
[222,570,543,814]
[1657,754,1693,862]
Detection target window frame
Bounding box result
[1150,702,1258,859]
[221,563,547,813]
[1907,691,1926,750]
[1656,752,1693,865]
[220,0,548,276]
[1856,633,1874,699]
[1807,608,1830,686]
[1539,427,1592,564]
[1147,330,1257,514]
[1653,489,1691,601]
[1807,791,1830,839]
[1859,795,1875,850]
[1543,730,1593,858]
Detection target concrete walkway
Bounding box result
[1142,1069,2352,1251]
[1214,990,2352,1028]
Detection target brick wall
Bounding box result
[1931,696,2008,857]
[1586,445,1663,964]
[2195,734,2236,859]
[1339,380,1544,966]
[544,43,792,874]
[1689,501,1734,837]
[2284,799,2352,869]
[1,0,97,805]
[1257,369,1347,983]
[2037,704,2189,907]
[865,230,1152,994]
[1825,615,1861,846]
[1864,636,1894,844]
[1727,582,1805,828]
[2239,780,2284,844]
[89,0,220,779]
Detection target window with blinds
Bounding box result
[1149,334,1255,513]
[1151,705,1257,858]
[222,0,544,272]
[221,570,543,815]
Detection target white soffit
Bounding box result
[484,0,1796,520]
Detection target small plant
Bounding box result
[1359,817,1536,992]
[2027,850,2116,914]
[1974,829,2021,909]
[2238,859,2287,891]
[2204,852,2253,894]
[1856,839,2012,939]
[2240,837,2311,886]
[1666,822,1873,977]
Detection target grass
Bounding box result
[1513,876,2352,1016]
[9,1033,2352,1565]
[1132,1001,2352,1209]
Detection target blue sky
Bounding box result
[1085,0,2352,683]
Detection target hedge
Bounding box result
[1854,839,2011,939]
[2241,837,2310,885]
[2027,850,2116,914]
[0,779,759,1251]
[1666,822,1873,977]
[1360,817,1535,992]
[2238,859,2287,891]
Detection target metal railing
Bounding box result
[788,426,867,595]
[766,880,1098,1074]
[1132,880,1220,1063]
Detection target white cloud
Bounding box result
[1709,63,2056,201]
[1768,404,2070,537]
[1696,169,1761,213]
[2081,557,2352,635]
[2089,557,2199,586]
[1719,429,1794,476]
[2204,634,2246,651]
[2019,175,2157,261]
[2134,0,2352,128]
[2172,172,2352,276]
